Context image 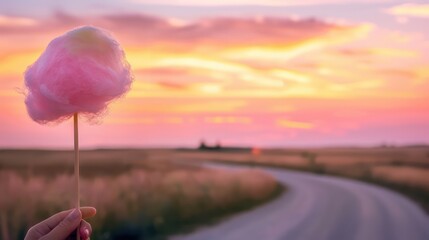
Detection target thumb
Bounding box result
[42,209,82,240]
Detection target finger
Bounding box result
[81,207,96,219]
[24,207,96,240]
[79,220,92,240]
[25,210,75,239]
[43,207,96,230]
[40,209,81,240]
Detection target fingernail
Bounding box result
[83,228,90,239]
[67,209,81,221]
[81,228,89,240]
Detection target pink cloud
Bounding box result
[102,14,355,49]
[130,0,390,7]
[0,12,359,50]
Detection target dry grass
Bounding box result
[372,166,429,191]
[0,149,281,240]
[3,146,428,239]
[187,147,429,212]
[173,150,309,168]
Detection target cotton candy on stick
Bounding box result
[24,26,133,239]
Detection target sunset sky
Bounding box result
[1,0,428,148]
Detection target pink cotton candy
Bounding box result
[24,26,133,124]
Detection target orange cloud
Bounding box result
[205,116,252,124]
[387,4,429,18]
[277,119,314,129]
[0,51,42,75]
[337,47,416,58]
[109,99,247,114]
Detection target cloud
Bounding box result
[0,11,365,51]
[96,13,363,52]
[387,3,429,18]
[277,119,314,129]
[0,11,381,99]
[130,0,389,7]
[205,116,251,124]
[336,48,416,58]
[0,15,37,27]
[0,12,82,34]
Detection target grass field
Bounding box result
[0,149,282,240]
[2,147,428,239]
[176,146,429,213]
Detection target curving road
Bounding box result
[170,165,429,240]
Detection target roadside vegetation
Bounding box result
[174,146,429,213]
[0,149,282,240]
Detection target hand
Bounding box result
[24,207,96,240]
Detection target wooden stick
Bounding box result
[73,113,80,240]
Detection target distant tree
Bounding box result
[215,141,221,149]
[199,140,207,149]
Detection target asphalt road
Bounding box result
[170,165,429,240]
